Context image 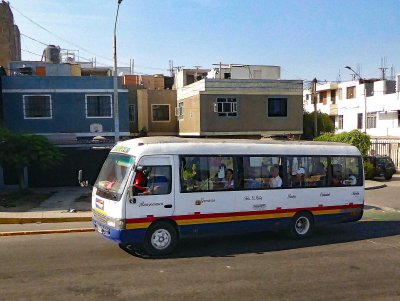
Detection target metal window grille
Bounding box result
[24,95,51,118]
[215,97,237,117]
[86,95,112,117]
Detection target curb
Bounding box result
[0,228,94,237]
[365,184,387,191]
[0,216,92,225]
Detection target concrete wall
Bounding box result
[177,94,201,136]
[198,94,303,136]
[0,1,20,74]
[10,61,73,76]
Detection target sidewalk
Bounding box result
[0,186,92,225]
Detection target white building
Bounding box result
[174,64,281,90]
[304,75,400,138]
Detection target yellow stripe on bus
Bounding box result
[124,208,351,230]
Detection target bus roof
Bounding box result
[112,136,361,157]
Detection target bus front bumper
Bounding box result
[92,219,147,244]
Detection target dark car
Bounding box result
[365,155,396,180]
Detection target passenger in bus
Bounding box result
[133,169,149,194]
[292,166,305,187]
[269,166,282,188]
[196,172,211,191]
[331,164,343,186]
[342,168,357,186]
[225,168,234,189]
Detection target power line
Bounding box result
[12,4,168,73]
[21,33,47,46]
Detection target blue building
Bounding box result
[1,75,129,143]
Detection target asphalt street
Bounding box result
[1,219,400,301]
[1,184,400,300]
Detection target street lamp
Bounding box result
[345,66,367,133]
[113,0,123,143]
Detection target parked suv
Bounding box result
[365,155,396,180]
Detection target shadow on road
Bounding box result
[119,220,400,259]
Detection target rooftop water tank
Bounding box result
[44,45,61,64]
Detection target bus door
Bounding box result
[126,156,175,220]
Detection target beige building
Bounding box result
[0,1,20,74]
[137,89,178,136]
[123,74,178,136]
[177,78,303,138]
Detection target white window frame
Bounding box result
[338,115,344,130]
[23,94,52,119]
[366,112,377,129]
[151,104,170,122]
[214,97,238,117]
[85,94,113,119]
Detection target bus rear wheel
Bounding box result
[144,221,178,256]
[289,212,314,239]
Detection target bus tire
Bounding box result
[289,212,314,239]
[144,221,178,256]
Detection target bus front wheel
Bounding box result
[289,212,314,239]
[144,221,178,256]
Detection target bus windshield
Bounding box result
[95,153,135,195]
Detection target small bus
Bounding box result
[92,137,364,255]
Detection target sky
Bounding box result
[7,0,400,82]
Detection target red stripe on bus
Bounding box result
[125,204,362,224]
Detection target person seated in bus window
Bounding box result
[331,164,343,186]
[269,166,282,188]
[133,169,148,194]
[225,168,234,189]
[342,168,357,186]
[196,172,211,191]
[292,166,305,187]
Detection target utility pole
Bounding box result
[193,65,202,82]
[311,78,318,138]
[113,0,122,142]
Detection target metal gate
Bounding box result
[369,139,400,170]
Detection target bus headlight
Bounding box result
[106,218,125,229]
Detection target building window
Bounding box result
[175,102,184,120]
[23,95,52,119]
[268,98,287,117]
[331,90,336,104]
[214,97,237,117]
[86,95,112,118]
[152,104,170,122]
[398,111,400,127]
[129,104,135,122]
[346,86,356,99]
[357,113,363,129]
[338,115,343,129]
[367,112,377,129]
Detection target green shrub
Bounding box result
[364,160,374,180]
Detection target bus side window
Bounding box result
[135,166,172,195]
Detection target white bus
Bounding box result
[92,137,364,255]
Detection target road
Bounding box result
[1,186,400,301]
[1,219,400,301]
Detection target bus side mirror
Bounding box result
[78,170,88,187]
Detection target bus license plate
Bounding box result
[97,225,110,236]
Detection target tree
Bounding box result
[302,111,335,140]
[314,130,371,157]
[0,129,63,188]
